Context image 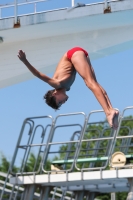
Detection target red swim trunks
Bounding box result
[67,47,88,60]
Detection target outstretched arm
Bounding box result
[18,50,60,89]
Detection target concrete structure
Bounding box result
[0,0,133,88]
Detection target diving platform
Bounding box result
[1,106,133,199]
[0,0,133,88]
[9,169,132,193]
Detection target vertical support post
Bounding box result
[34,3,37,13]
[85,192,96,200]
[111,193,116,200]
[75,191,85,200]
[104,0,108,9]
[72,0,75,7]
[22,185,36,200]
[0,8,1,19]
[39,186,52,200]
[126,178,133,200]
[14,0,18,24]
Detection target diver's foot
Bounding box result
[106,110,119,129]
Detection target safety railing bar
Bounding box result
[10,123,50,176]
[67,153,108,158]
[22,125,45,174]
[103,116,125,166]
[90,129,111,167]
[118,122,133,155]
[83,129,101,165]
[87,120,107,125]
[83,129,102,168]
[75,144,133,151]
[11,116,53,174]
[116,135,133,139]
[0,0,48,8]
[48,140,80,145]
[10,121,34,172]
[11,131,133,173]
[0,180,20,188]
[76,129,133,170]
[121,106,133,118]
[17,143,47,147]
[54,123,82,129]
[40,119,56,173]
[15,124,35,174]
[72,116,89,172]
[103,113,122,169]
[125,129,133,154]
[42,112,86,173]
[81,137,113,142]
[0,8,1,19]
[0,0,128,22]
[121,118,133,122]
[17,146,27,149]
[0,120,34,199]
[0,7,67,20]
[112,144,133,148]
[78,138,116,171]
[62,131,81,170]
[72,0,74,7]
[42,114,87,174]
[33,125,50,172]
[12,171,39,176]
[26,115,53,120]
[100,128,113,156]
[13,124,52,176]
[103,118,121,167]
[75,109,119,171]
[84,0,123,7]
[54,112,86,124]
[119,126,131,152]
[48,134,122,145]
[0,0,122,9]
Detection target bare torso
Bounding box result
[53,53,76,91]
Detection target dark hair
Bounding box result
[44,89,59,110]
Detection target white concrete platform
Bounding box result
[0,0,133,88]
[10,168,132,193]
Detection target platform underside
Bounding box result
[0,0,133,88]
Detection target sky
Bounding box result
[0,0,133,163]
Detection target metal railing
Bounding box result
[0,0,73,20]
[1,106,133,199]
[0,0,48,21]
[0,0,113,21]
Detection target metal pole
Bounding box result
[127,178,133,200]
[72,0,74,7]
[104,0,108,9]
[0,8,1,19]
[111,193,116,200]
[22,185,36,200]
[14,0,18,24]
[34,3,37,13]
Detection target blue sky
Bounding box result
[0,0,133,162]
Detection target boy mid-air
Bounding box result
[18,47,119,129]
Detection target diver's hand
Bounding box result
[18,50,27,62]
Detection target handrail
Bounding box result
[0,0,48,19]
[0,0,114,20]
